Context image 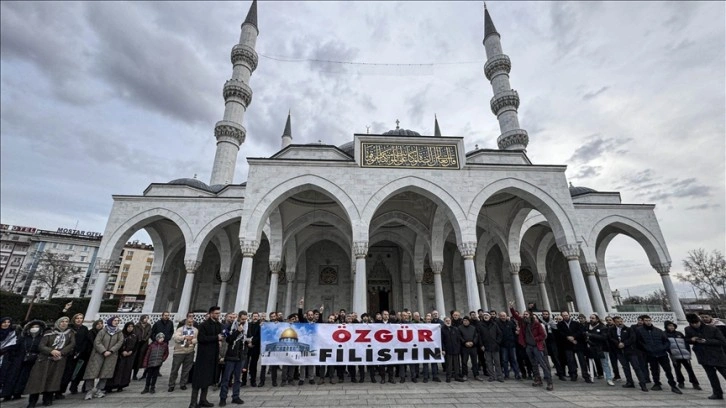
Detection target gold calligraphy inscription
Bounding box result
[361,142,459,169]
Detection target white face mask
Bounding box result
[30,327,40,334]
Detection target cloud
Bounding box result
[570,165,602,180]
[567,134,631,164]
[582,86,609,101]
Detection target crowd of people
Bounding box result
[1,299,725,408]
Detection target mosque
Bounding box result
[263,327,313,358]
[84,1,687,324]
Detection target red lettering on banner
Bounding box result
[397,326,414,342]
[418,329,433,342]
[354,329,371,342]
[374,330,393,342]
[332,328,352,343]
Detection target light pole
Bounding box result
[24,292,39,322]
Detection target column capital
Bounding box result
[285,271,295,283]
[457,241,477,259]
[269,260,282,274]
[508,262,521,275]
[353,241,368,259]
[652,262,672,276]
[219,268,234,282]
[414,269,424,283]
[431,261,443,274]
[94,258,115,273]
[558,244,580,260]
[184,259,201,274]
[240,239,259,257]
[582,263,597,276]
[538,272,547,283]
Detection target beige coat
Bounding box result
[25,330,75,395]
[83,328,123,380]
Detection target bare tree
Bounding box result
[676,249,726,301]
[31,251,80,300]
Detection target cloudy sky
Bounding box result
[1,1,723,297]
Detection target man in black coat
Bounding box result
[189,306,223,408]
[459,317,480,380]
[635,315,682,394]
[556,311,591,383]
[497,311,521,380]
[152,311,175,344]
[441,317,464,382]
[541,310,565,380]
[685,313,726,400]
[608,316,648,392]
[242,312,261,387]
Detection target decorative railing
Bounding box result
[97,312,228,326]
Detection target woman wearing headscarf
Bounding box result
[76,319,103,394]
[132,314,151,381]
[24,317,75,408]
[0,317,20,395]
[82,316,122,400]
[1,320,46,402]
[106,321,137,392]
[57,313,90,397]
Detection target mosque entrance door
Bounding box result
[367,255,392,313]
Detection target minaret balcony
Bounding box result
[490,89,520,115]
[231,44,259,72]
[214,120,247,145]
[497,128,529,150]
[223,80,253,106]
[484,54,511,81]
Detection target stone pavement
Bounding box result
[5,361,725,408]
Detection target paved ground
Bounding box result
[5,361,725,408]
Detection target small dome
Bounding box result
[382,128,421,137]
[168,178,211,191]
[280,328,298,340]
[569,184,598,197]
[339,141,354,156]
[208,184,227,193]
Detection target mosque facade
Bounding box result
[84,1,687,324]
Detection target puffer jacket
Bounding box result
[635,324,670,358]
[665,330,691,360]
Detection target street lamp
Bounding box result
[24,292,39,322]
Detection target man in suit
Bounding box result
[556,311,591,383]
[608,316,648,392]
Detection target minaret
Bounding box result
[210,0,259,186]
[434,115,442,137]
[281,111,292,148]
[483,4,528,151]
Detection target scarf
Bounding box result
[49,317,71,350]
[105,316,119,336]
[0,317,14,346]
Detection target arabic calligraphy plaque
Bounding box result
[361,142,459,169]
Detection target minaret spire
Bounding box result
[434,115,442,137]
[281,110,292,149]
[209,1,260,185]
[482,4,528,151]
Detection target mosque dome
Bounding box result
[381,128,421,137]
[168,178,212,191]
[339,141,354,156]
[280,327,298,340]
[569,184,597,197]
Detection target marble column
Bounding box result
[352,241,368,314]
[217,267,235,312]
[266,260,281,316]
[654,262,687,324]
[234,240,259,312]
[415,270,425,314]
[284,270,295,316]
[432,261,446,314]
[458,242,481,313]
[537,272,551,312]
[85,258,115,321]
[509,262,526,312]
[582,263,607,317]
[477,276,489,312]
[558,244,593,317]
[142,262,163,313]
[177,259,200,317]
[597,267,616,312]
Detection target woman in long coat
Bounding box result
[24,317,75,408]
[106,322,137,392]
[132,315,151,380]
[83,316,122,400]
[0,317,20,396]
[1,320,46,401]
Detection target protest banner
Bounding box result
[260,323,443,366]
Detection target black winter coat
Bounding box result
[685,323,726,367]
[608,325,639,354]
[441,325,462,355]
[247,322,261,357]
[151,319,174,344]
[557,319,586,351]
[586,322,609,357]
[635,325,670,358]
[497,319,517,348]
[459,324,478,348]
[224,329,248,362]
[477,320,502,352]
[192,318,223,388]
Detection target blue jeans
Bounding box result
[501,346,520,378]
[219,359,244,400]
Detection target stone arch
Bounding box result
[192,209,242,262]
[361,176,470,244]
[468,178,578,248]
[477,231,509,281]
[282,210,352,249]
[370,211,431,249]
[268,208,284,262]
[101,208,194,261]
[241,175,359,244]
[507,207,534,263]
[295,229,352,265]
[536,231,555,280]
[431,206,449,264]
[519,210,548,242]
[588,215,670,266]
[369,230,416,264]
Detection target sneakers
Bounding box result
[607,380,615,386]
[94,390,105,398]
[84,391,94,400]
